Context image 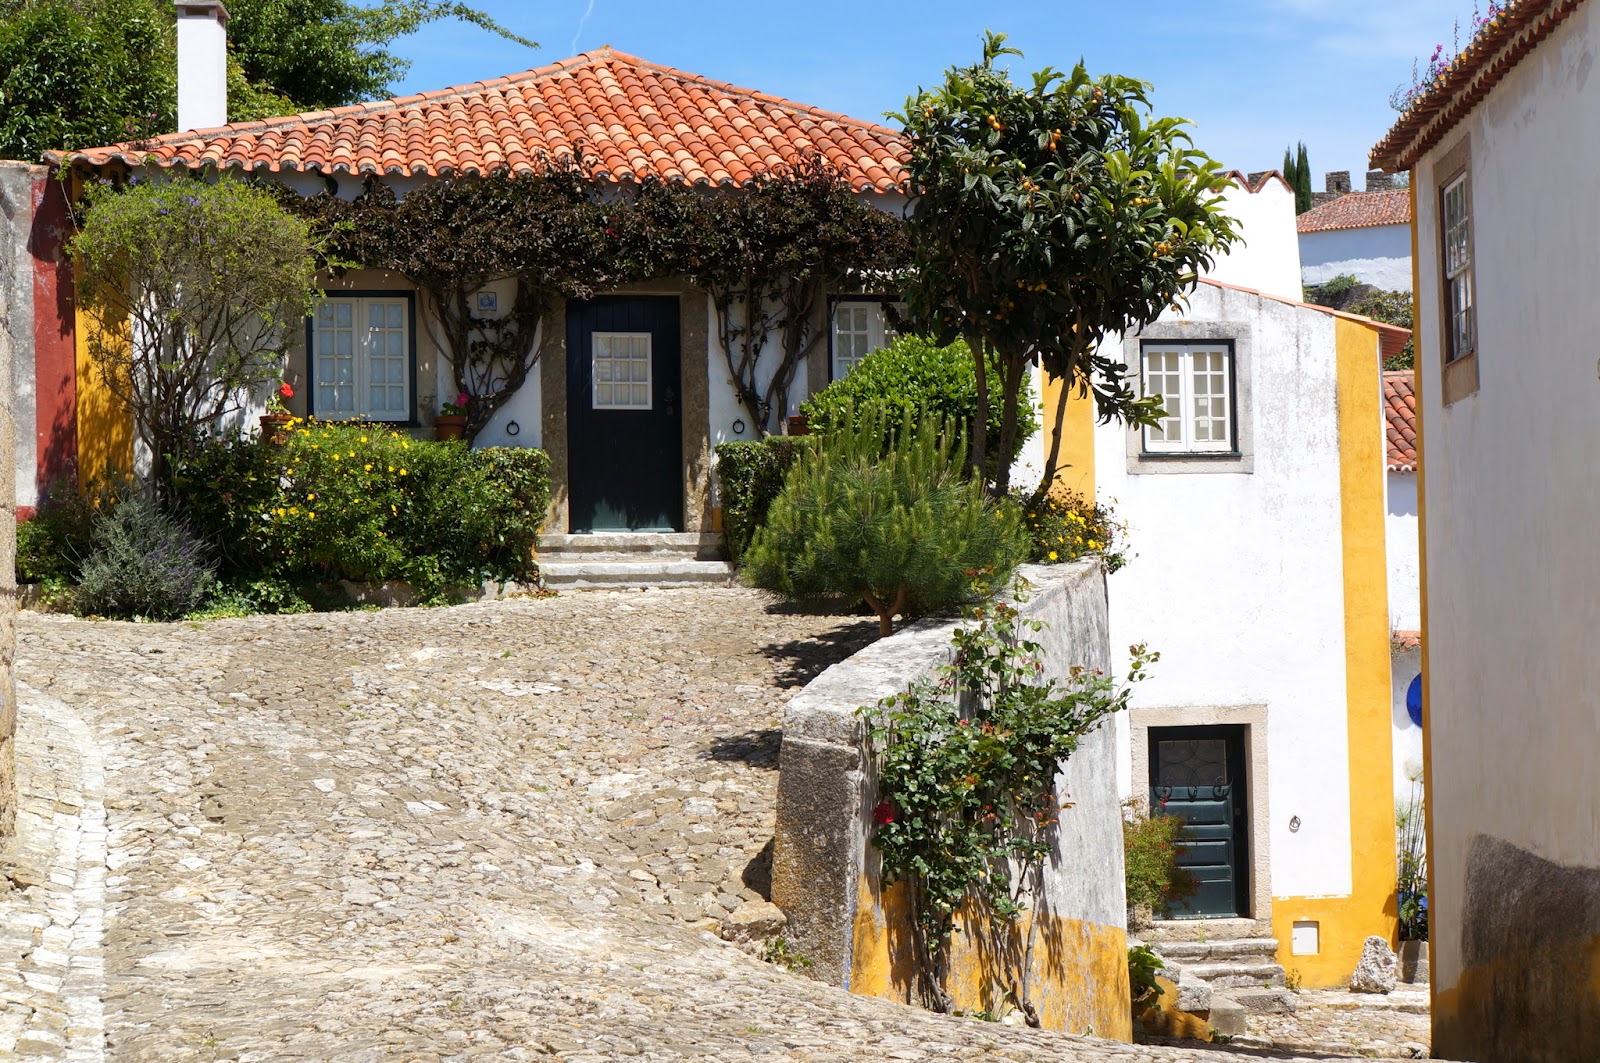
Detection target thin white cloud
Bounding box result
[570,0,596,55]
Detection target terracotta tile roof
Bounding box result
[1197,278,1414,365]
[1371,0,1585,171]
[1384,370,1418,472]
[50,48,907,193]
[1296,189,1411,233]
[1222,169,1294,194]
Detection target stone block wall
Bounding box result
[771,561,1130,1038]
[0,162,28,836]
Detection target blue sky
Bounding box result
[388,1,1482,184]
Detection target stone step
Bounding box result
[540,532,726,560]
[1178,962,1286,989]
[1147,918,1273,943]
[537,560,736,590]
[1226,987,1299,1015]
[1153,938,1283,962]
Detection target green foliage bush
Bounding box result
[799,335,1038,481]
[171,422,550,600]
[1123,798,1197,918]
[1016,488,1129,572]
[16,483,95,585]
[713,436,816,564]
[742,408,1027,637]
[76,493,217,620]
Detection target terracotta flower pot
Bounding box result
[259,413,292,444]
[434,414,467,441]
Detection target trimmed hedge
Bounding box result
[714,435,816,564]
[171,421,550,599]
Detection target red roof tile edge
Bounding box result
[1295,189,1412,234]
[46,47,907,191]
[1371,0,1583,171]
[1382,370,1418,472]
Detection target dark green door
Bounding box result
[566,296,683,532]
[1148,726,1249,918]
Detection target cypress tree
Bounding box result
[1294,142,1313,214]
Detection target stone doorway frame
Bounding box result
[1130,704,1271,923]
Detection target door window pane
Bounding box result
[592,332,652,409]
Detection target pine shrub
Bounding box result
[743,408,1027,636]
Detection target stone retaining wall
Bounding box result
[771,561,1131,1038]
[0,162,24,836]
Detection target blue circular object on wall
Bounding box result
[1406,674,1423,727]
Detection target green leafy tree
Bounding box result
[0,0,534,160]
[896,32,1241,496]
[743,407,1026,638]
[72,179,319,494]
[799,334,1037,480]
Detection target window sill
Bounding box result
[1441,352,1478,405]
[1129,449,1253,475]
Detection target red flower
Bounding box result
[278,383,294,399]
[872,801,896,826]
[455,392,470,407]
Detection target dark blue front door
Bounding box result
[566,296,683,532]
[1149,725,1250,918]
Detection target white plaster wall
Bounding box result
[1413,2,1600,992]
[1386,472,1420,631]
[1205,180,1304,304]
[1099,283,1355,900]
[1389,645,1424,804]
[427,276,544,449]
[1300,225,1413,291]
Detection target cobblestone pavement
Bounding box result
[0,589,1433,1061]
[1241,989,1431,1058]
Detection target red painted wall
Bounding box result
[29,172,76,505]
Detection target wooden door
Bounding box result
[1148,725,1250,918]
[566,296,683,532]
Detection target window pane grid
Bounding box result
[312,296,410,421]
[1142,344,1233,454]
[1441,175,1475,364]
[593,332,652,409]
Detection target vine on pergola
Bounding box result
[286,156,908,442]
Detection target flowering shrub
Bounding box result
[1389,2,1507,113]
[1016,488,1129,572]
[1123,798,1197,921]
[172,421,549,599]
[863,574,1156,1016]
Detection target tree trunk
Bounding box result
[992,354,1027,497]
[970,336,990,486]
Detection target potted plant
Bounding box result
[260,381,295,444]
[435,392,469,441]
[1396,776,1429,982]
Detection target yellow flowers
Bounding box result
[1048,550,1058,561]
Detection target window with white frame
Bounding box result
[830,300,900,379]
[311,296,412,420]
[1441,173,1475,364]
[1140,342,1236,454]
[592,332,652,409]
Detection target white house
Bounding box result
[1045,176,1408,993]
[1383,371,1423,805]
[1370,0,1600,1058]
[1297,188,1413,292]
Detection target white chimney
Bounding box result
[175,2,229,132]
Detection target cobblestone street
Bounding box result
[0,590,1433,1061]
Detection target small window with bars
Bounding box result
[592,332,652,409]
[311,295,411,421]
[1441,173,1475,364]
[1140,342,1236,454]
[830,300,901,379]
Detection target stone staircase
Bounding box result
[1146,919,1298,1019]
[536,533,735,590]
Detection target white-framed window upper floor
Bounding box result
[1140,341,1238,454]
[1441,172,1475,366]
[307,293,416,422]
[829,298,903,380]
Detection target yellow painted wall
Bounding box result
[74,305,134,490]
[849,878,1131,1038]
[1271,318,1400,987]
[1041,372,1095,500]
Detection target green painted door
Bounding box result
[1148,725,1250,918]
[566,295,683,532]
